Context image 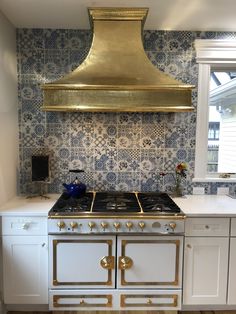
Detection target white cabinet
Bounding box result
[2,216,48,304]
[183,218,230,305]
[228,218,236,305]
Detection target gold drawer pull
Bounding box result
[147,298,153,305]
[119,256,133,270]
[80,299,85,305]
[100,256,115,269]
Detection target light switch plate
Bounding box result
[217,187,229,195]
[192,187,205,195]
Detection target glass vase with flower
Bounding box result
[159,163,188,197]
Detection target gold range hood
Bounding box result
[41,7,195,112]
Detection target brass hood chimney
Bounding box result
[41,7,194,112]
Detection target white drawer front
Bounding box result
[49,290,114,310]
[185,218,230,236]
[231,218,236,236]
[2,216,47,235]
[119,290,181,310]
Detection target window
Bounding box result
[194,40,236,181]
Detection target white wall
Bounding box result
[0,10,18,204]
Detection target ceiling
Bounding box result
[1,0,236,31]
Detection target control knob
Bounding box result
[169,222,177,232]
[88,222,96,232]
[101,221,109,231]
[57,221,65,231]
[113,222,121,231]
[138,221,146,231]
[70,221,78,231]
[126,221,133,231]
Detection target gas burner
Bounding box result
[92,192,140,212]
[50,192,93,213]
[138,192,181,213]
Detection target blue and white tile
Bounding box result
[44,29,68,49]
[44,49,70,79]
[140,172,159,192]
[21,123,45,147]
[140,123,164,149]
[117,113,142,125]
[70,124,94,148]
[140,149,164,172]
[17,29,44,51]
[20,49,44,75]
[117,125,141,149]
[94,147,118,171]
[93,171,117,191]
[70,148,94,171]
[45,123,71,148]
[68,30,92,49]
[94,124,117,148]
[117,149,141,172]
[117,172,140,192]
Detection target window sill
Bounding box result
[193,177,236,183]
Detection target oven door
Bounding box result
[117,235,183,289]
[49,235,116,289]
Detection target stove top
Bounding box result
[48,191,182,217]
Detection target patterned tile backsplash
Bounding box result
[17,29,236,195]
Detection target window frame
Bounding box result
[194,39,236,182]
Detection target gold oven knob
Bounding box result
[88,222,96,231]
[126,221,133,231]
[138,221,146,231]
[113,222,121,231]
[169,222,177,231]
[101,221,108,231]
[70,221,78,231]
[57,221,65,231]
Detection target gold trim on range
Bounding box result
[120,294,178,307]
[53,239,114,286]
[120,239,180,286]
[53,294,112,308]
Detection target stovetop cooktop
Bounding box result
[48,191,182,217]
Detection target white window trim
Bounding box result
[194,39,236,182]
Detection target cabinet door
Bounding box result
[117,236,183,288]
[228,237,236,305]
[49,235,116,288]
[3,235,48,304]
[183,237,229,305]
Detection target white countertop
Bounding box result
[0,193,236,217]
[173,194,236,217]
[0,194,59,216]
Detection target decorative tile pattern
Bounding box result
[17,28,236,194]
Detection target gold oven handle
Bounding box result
[100,256,115,269]
[119,256,133,270]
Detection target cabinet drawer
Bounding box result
[231,218,236,236]
[119,290,181,310]
[2,216,47,235]
[185,218,230,236]
[49,290,113,310]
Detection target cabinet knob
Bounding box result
[57,221,65,231]
[22,223,30,230]
[186,244,192,249]
[147,298,153,305]
[88,222,96,231]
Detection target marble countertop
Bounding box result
[0,194,59,216]
[0,193,236,217]
[173,194,236,217]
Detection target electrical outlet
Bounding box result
[192,187,205,195]
[217,187,229,195]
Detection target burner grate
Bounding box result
[92,192,141,212]
[50,192,93,213]
[138,192,181,213]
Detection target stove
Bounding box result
[48,191,185,234]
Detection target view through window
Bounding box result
[208,71,236,173]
